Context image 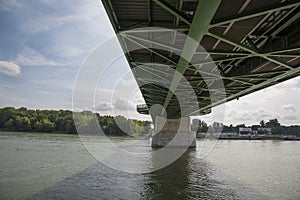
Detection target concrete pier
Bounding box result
[151,116,196,148]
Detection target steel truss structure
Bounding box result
[102,0,300,118]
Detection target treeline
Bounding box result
[192,118,300,136]
[0,107,150,135]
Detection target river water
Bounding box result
[0,132,299,200]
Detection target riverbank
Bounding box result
[219,135,300,141]
[0,130,148,139]
[218,137,300,141]
[197,133,300,141]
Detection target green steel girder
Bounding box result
[124,35,178,65]
[134,59,255,87]
[189,63,300,116]
[186,66,256,86]
[211,1,300,27]
[102,0,119,31]
[151,0,191,26]
[121,26,190,33]
[269,47,300,55]
[121,33,182,53]
[102,0,300,118]
[133,65,177,80]
[269,54,300,58]
[271,11,300,37]
[255,7,300,49]
[124,33,253,58]
[210,3,298,77]
[195,51,250,56]
[222,13,273,74]
[207,32,294,70]
[190,55,250,66]
[162,0,222,112]
[234,77,269,81]
[131,62,176,69]
[141,89,167,97]
[137,66,173,82]
[142,91,167,99]
[228,70,288,78]
[137,77,169,86]
[188,76,255,86]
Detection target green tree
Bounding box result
[266,119,280,128]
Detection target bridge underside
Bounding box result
[102,0,300,147]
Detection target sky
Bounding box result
[0,0,299,126]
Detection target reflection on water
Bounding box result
[32,152,267,200]
[0,132,299,200]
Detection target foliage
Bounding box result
[191,118,300,136]
[0,107,150,135]
[1,107,299,136]
[266,119,281,128]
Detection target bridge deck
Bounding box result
[102,0,300,118]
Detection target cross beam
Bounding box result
[211,1,300,27]
[162,0,222,114]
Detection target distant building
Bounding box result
[239,127,272,135]
[239,127,252,135]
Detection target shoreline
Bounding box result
[197,134,300,141]
[0,130,144,138]
[1,130,299,141]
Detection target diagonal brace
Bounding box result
[152,0,191,26]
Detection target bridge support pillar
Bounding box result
[151,116,196,148]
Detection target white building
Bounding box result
[239,127,252,135]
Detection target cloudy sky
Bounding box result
[0,0,299,126]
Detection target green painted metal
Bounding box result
[208,32,294,70]
[102,0,119,32]
[151,0,191,26]
[190,55,250,66]
[272,9,300,37]
[134,58,256,87]
[228,70,288,78]
[189,64,300,115]
[162,0,222,113]
[101,0,300,118]
[123,33,252,57]
[124,35,178,65]
[211,1,300,27]
[269,47,300,55]
[121,26,189,33]
[256,8,299,49]
[121,33,182,53]
[222,12,272,74]
[195,51,250,56]
[269,54,300,58]
[186,68,255,86]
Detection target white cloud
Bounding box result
[19,0,113,36]
[114,98,134,111]
[15,0,114,66]
[0,0,22,11]
[282,104,297,113]
[283,115,298,121]
[95,102,112,112]
[0,61,21,76]
[16,46,63,67]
